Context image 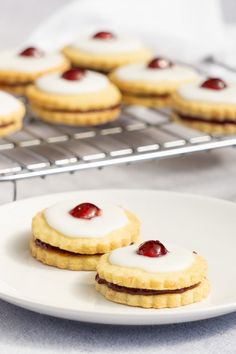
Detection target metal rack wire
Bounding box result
[1,104,236,200]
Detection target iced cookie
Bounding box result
[172,77,236,134]
[27,68,121,126]
[109,57,199,108]
[31,201,140,270]
[96,240,210,308]
[62,31,151,73]
[0,46,69,95]
[0,90,25,137]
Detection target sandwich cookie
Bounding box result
[0,90,25,137]
[172,77,236,134]
[31,200,140,270]
[110,57,199,108]
[96,240,210,308]
[0,46,69,95]
[63,31,151,72]
[27,68,121,126]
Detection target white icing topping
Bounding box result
[44,200,129,238]
[0,91,22,115]
[177,81,236,105]
[71,35,145,54]
[0,49,65,73]
[109,244,194,273]
[36,71,109,95]
[115,63,199,83]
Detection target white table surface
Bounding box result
[0,1,236,353]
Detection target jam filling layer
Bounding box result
[34,238,102,256]
[0,81,32,87]
[122,90,169,99]
[0,122,14,129]
[95,274,200,295]
[36,103,120,114]
[175,111,236,125]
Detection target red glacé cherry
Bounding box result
[137,240,168,257]
[19,47,44,58]
[201,78,227,90]
[61,68,85,81]
[69,203,101,220]
[93,31,115,40]
[147,57,173,69]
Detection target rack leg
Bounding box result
[13,181,17,202]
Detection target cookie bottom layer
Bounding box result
[173,112,236,134]
[0,121,22,137]
[31,104,120,126]
[122,93,171,108]
[0,104,25,137]
[62,46,151,73]
[96,277,210,308]
[0,60,69,95]
[95,274,200,295]
[30,238,101,271]
[0,82,31,95]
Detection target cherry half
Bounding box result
[19,47,44,58]
[147,57,173,69]
[61,68,86,81]
[93,31,115,40]
[69,203,101,220]
[137,240,168,258]
[201,78,227,90]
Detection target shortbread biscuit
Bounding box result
[172,112,236,134]
[32,209,139,254]
[31,200,140,270]
[97,252,207,290]
[62,31,151,72]
[96,277,210,309]
[0,91,25,137]
[30,238,101,271]
[109,58,199,108]
[0,47,69,95]
[27,68,121,126]
[172,78,236,134]
[96,240,210,308]
[30,104,120,126]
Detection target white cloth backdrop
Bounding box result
[27,0,226,62]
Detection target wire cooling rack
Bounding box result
[1,104,236,199]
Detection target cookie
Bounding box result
[31,201,140,270]
[27,68,121,126]
[172,77,236,134]
[109,57,199,108]
[0,90,25,137]
[96,240,210,308]
[0,46,69,95]
[62,31,151,73]
[29,238,101,271]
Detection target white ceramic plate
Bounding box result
[0,189,235,325]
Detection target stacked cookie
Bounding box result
[27,68,121,126]
[0,46,69,95]
[30,200,210,309]
[0,45,69,136]
[0,91,25,137]
[109,57,199,108]
[63,30,152,73]
[31,200,140,271]
[96,240,210,309]
[172,77,236,134]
